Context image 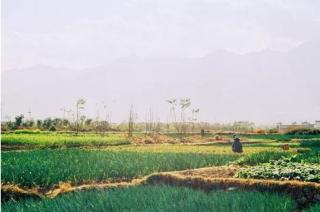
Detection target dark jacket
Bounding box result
[232,138,243,153]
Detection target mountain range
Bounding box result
[2,41,320,124]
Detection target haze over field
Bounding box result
[2,0,320,124]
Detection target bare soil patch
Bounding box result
[1,144,32,151]
[174,165,240,178]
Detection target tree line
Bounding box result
[2,98,269,134]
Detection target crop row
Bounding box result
[2,185,297,212]
[106,143,283,155]
[242,134,320,141]
[2,149,240,187]
[1,134,130,147]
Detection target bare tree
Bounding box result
[93,102,111,136]
[191,108,200,133]
[60,107,71,119]
[167,98,191,137]
[27,109,32,121]
[155,117,161,133]
[101,104,110,136]
[167,99,178,132]
[145,108,162,135]
[179,98,191,136]
[94,103,101,134]
[75,99,86,135]
[128,105,135,137]
[60,107,72,129]
[145,108,152,134]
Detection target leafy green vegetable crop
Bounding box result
[236,158,320,182]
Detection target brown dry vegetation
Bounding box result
[174,165,240,178]
[1,177,146,202]
[129,134,179,144]
[1,184,44,202]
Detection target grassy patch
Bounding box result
[1,133,130,148]
[244,142,299,148]
[1,149,239,187]
[105,144,279,155]
[290,151,320,164]
[242,134,320,141]
[300,140,320,148]
[236,151,293,165]
[2,185,296,212]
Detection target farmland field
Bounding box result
[2,185,297,212]
[239,133,320,141]
[236,158,320,182]
[1,133,130,148]
[104,143,296,154]
[2,148,240,187]
[3,1,320,210]
[1,132,320,211]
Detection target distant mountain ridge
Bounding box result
[2,41,320,124]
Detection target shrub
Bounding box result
[286,129,320,135]
[269,128,278,133]
[49,126,56,131]
[14,129,41,134]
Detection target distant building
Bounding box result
[276,121,318,134]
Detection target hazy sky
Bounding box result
[2,0,320,70]
[2,0,320,125]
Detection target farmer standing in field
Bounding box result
[232,134,243,153]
